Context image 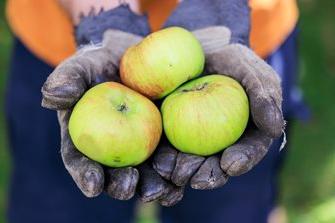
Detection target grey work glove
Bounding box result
[42,6,183,206]
[153,0,284,190]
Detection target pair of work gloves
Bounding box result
[42,0,284,206]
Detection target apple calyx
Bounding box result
[117,103,129,113]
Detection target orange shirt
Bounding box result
[6,0,75,66]
[249,0,299,57]
[6,0,298,66]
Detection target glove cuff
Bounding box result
[193,26,231,55]
[75,4,150,46]
[164,0,250,45]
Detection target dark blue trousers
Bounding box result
[5,29,300,223]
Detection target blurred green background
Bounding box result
[0,0,335,223]
[0,0,11,222]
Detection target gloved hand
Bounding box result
[153,0,285,190]
[41,5,183,206]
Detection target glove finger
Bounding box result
[105,167,139,200]
[42,47,118,110]
[58,110,104,197]
[249,91,284,138]
[159,185,185,207]
[206,44,284,138]
[191,156,229,190]
[220,128,272,176]
[137,163,170,202]
[171,153,205,186]
[152,138,178,180]
[103,29,143,65]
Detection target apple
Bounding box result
[68,82,162,167]
[120,26,205,99]
[161,75,249,156]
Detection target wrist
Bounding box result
[59,0,141,25]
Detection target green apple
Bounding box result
[120,26,205,99]
[69,82,162,167]
[161,75,249,156]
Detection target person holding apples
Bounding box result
[5,0,306,222]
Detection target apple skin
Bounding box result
[68,82,162,167]
[120,26,205,100]
[161,75,249,156]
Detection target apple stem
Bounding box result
[196,82,208,91]
[181,82,209,93]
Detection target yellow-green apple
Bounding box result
[120,27,205,99]
[161,75,249,156]
[68,82,162,167]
